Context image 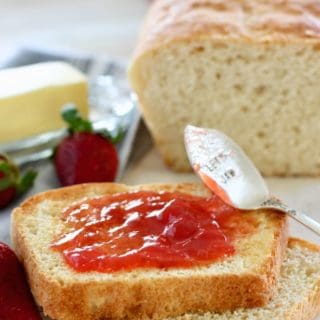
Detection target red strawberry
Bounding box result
[0,187,16,208]
[54,105,120,186]
[0,242,41,320]
[0,155,37,209]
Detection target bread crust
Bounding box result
[285,239,320,320]
[133,0,320,62]
[11,183,288,320]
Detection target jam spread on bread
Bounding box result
[51,191,257,272]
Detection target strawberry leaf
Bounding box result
[62,104,93,134]
[17,170,37,195]
[0,177,13,191]
[0,158,19,190]
[99,127,126,145]
[0,161,11,175]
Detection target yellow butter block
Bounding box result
[0,62,88,143]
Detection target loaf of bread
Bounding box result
[11,183,287,320]
[129,0,320,175]
[168,238,320,320]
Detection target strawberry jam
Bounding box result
[51,191,257,273]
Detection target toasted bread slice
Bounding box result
[11,183,288,320]
[168,238,320,320]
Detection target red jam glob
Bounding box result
[51,191,257,273]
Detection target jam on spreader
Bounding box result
[51,191,257,273]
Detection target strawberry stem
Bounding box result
[0,177,12,191]
[16,170,37,195]
[62,104,93,134]
[0,159,17,191]
[100,127,126,144]
[0,161,11,175]
[61,104,125,144]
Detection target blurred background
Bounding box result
[0,0,148,61]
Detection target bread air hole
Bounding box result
[305,267,316,276]
[257,131,266,139]
[191,46,205,54]
[191,2,228,11]
[234,84,243,92]
[256,54,266,61]
[240,105,248,113]
[295,49,306,56]
[292,126,301,134]
[254,85,266,95]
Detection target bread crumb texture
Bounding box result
[129,0,320,175]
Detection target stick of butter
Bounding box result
[0,62,88,143]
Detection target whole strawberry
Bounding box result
[54,105,119,186]
[0,242,41,320]
[0,155,37,209]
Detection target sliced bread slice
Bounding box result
[11,183,288,320]
[168,238,320,320]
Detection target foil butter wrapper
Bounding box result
[0,45,140,180]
